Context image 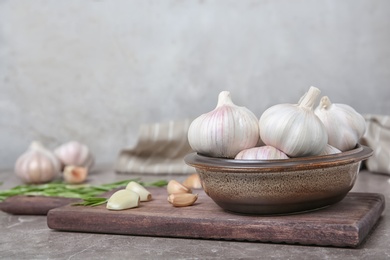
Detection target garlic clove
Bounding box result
[182,173,202,189]
[54,141,94,170]
[188,91,260,158]
[106,189,140,210]
[319,144,342,156]
[125,181,152,202]
[259,86,328,157]
[314,96,366,152]
[14,141,61,184]
[63,165,88,184]
[235,146,289,160]
[167,193,198,207]
[167,179,192,195]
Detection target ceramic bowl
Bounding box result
[184,144,373,215]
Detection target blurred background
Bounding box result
[1,0,389,170]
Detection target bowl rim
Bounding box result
[184,144,373,171]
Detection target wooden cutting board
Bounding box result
[47,188,385,248]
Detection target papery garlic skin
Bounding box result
[167,179,192,195]
[235,146,289,160]
[54,141,94,169]
[15,141,61,184]
[259,86,328,157]
[314,96,366,152]
[167,193,198,207]
[188,91,259,158]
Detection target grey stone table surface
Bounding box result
[0,167,389,260]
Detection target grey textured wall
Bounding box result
[1,0,389,170]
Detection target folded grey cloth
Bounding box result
[116,114,390,175]
[115,119,195,175]
[360,114,390,174]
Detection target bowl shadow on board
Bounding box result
[184,144,373,216]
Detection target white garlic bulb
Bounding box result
[235,146,289,160]
[14,141,61,184]
[54,141,94,169]
[319,144,341,156]
[188,91,260,158]
[314,96,366,152]
[259,86,328,157]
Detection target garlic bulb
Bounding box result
[54,141,94,169]
[319,144,341,156]
[259,86,328,157]
[188,91,260,158]
[235,146,289,160]
[314,96,366,152]
[14,141,61,184]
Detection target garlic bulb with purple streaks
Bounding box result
[235,146,289,160]
[314,96,366,152]
[54,141,94,169]
[14,141,61,184]
[259,86,328,157]
[188,91,260,158]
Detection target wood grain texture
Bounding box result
[46,188,384,247]
[0,196,79,215]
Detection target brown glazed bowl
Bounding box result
[184,144,373,215]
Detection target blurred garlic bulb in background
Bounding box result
[14,141,61,184]
[235,146,289,160]
[259,86,328,157]
[314,96,366,152]
[188,91,260,158]
[54,141,94,169]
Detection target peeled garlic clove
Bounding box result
[125,181,152,202]
[188,91,260,158]
[14,141,61,184]
[182,173,202,189]
[259,86,328,157]
[106,189,140,210]
[314,96,366,152]
[167,179,192,195]
[235,146,289,160]
[54,141,94,169]
[167,193,198,207]
[63,165,88,184]
[319,144,342,156]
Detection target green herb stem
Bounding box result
[0,179,168,202]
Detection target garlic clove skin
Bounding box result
[125,181,152,202]
[259,86,328,157]
[167,193,198,207]
[314,96,366,152]
[63,165,88,184]
[188,91,260,158]
[167,179,192,195]
[54,141,94,170]
[106,189,140,210]
[14,141,61,184]
[182,173,202,189]
[319,144,342,156]
[235,146,289,160]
